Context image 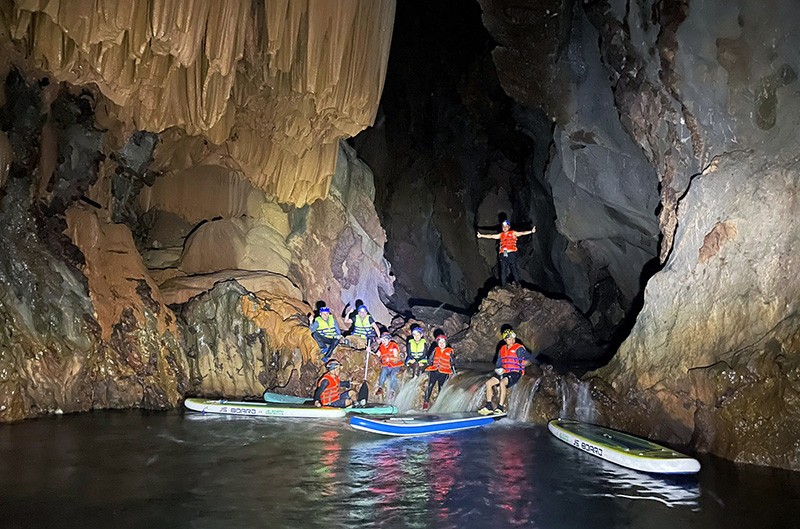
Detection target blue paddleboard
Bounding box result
[350,412,505,436]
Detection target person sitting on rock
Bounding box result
[309,306,344,362]
[344,304,381,347]
[405,325,429,378]
[423,334,455,411]
[374,332,403,399]
[477,219,536,286]
[314,359,357,408]
[478,328,532,415]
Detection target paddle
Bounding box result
[357,338,370,405]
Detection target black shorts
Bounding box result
[491,371,522,388]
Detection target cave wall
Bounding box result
[0,72,188,421]
[479,0,799,468]
[0,0,398,421]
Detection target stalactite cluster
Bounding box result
[4,0,395,205]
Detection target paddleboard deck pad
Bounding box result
[350,412,506,437]
[262,392,398,415]
[548,418,701,474]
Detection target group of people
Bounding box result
[312,323,533,415]
[310,219,536,413]
[308,303,380,362]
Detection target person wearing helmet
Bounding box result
[422,334,455,411]
[374,332,403,399]
[478,328,533,415]
[308,305,343,362]
[477,219,536,286]
[405,325,429,378]
[344,304,381,345]
[314,359,356,407]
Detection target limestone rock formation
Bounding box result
[595,150,800,470]
[476,0,800,469]
[479,0,660,315]
[0,73,187,421]
[180,280,315,397]
[4,0,396,205]
[454,286,601,364]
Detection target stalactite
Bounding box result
[4,0,396,205]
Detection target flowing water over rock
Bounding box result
[1,410,798,529]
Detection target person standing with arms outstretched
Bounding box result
[477,220,535,286]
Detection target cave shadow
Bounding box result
[597,255,664,365]
[407,298,471,315]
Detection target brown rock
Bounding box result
[454,286,601,364]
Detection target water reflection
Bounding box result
[1,411,795,529]
[593,460,701,507]
[487,429,536,526]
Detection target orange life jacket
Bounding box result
[317,372,341,405]
[499,343,525,372]
[499,230,518,253]
[379,341,403,368]
[426,346,453,374]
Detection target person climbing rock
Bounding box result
[374,332,403,399]
[314,360,357,408]
[423,334,455,411]
[478,328,533,415]
[405,325,429,378]
[344,304,381,348]
[308,306,343,362]
[477,220,536,286]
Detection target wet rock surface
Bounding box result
[454,286,602,365]
[0,72,187,421]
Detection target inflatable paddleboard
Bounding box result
[262,392,398,415]
[350,412,505,437]
[264,391,398,415]
[548,418,701,474]
[185,398,346,418]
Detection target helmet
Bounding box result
[380,332,392,340]
[502,219,510,226]
[357,304,368,312]
[502,328,516,339]
[319,306,331,314]
[436,334,447,342]
[411,326,423,335]
[326,359,341,370]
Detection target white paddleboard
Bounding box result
[184,398,347,419]
[548,418,701,474]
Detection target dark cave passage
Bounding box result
[355,0,659,360]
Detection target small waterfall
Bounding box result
[429,372,487,413]
[558,378,596,423]
[390,374,428,412]
[384,367,544,419]
[506,376,541,421]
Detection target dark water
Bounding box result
[1,410,799,529]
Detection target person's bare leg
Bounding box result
[485,377,500,404]
[498,378,510,407]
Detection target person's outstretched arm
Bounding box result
[516,226,537,237]
[477,231,501,240]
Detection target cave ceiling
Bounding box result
[2,0,396,206]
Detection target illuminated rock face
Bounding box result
[0,0,397,420]
[480,0,800,469]
[4,0,396,205]
[0,74,187,420]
